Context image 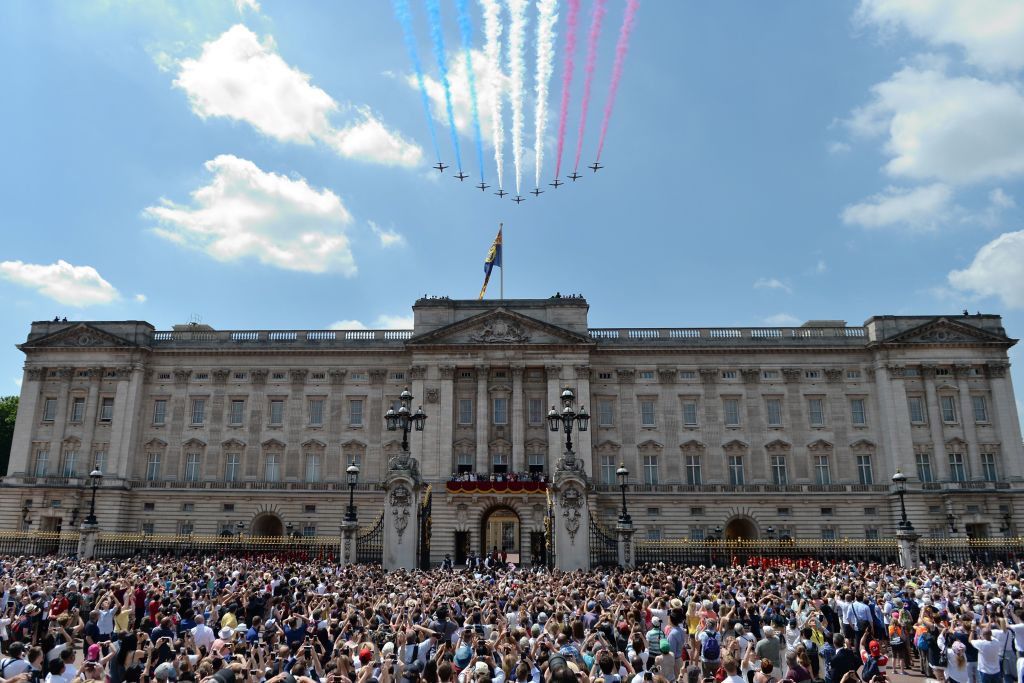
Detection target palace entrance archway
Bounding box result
[252,513,284,537]
[481,506,520,562]
[725,517,757,540]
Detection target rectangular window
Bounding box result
[908,396,926,423]
[190,399,206,425]
[528,452,545,474]
[981,452,997,482]
[597,400,614,427]
[679,371,696,380]
[771,455,788,485]
[142,523,154,535]
[949,452,967,482]
[456,452,474,474]
[857,454,873,485]
[685,455,702,486]
[643,455,659,485]
[640,400,656,427]
[493,398,508,425]
[972,395,989,422]
[305,453,322,481]
[225,453,240,482]
[491,452,509,474]
[805,370,821,380]
[185,452,201,482]
[639,370,655,380]
[762,370,780,380]
[70,397,85,422]
[152,399,167,425]
[33,450,49,477]
[62,450,78,478]
[723,399,740,426]
[99,397,114,422]
[180,522,194,535]
[815,455,831,485]
[688,528,703,541]
[850,399,866,426]
[600,455,616,485]
[721,370,737,380]
[146,453,161,481]
[728,455,744,486]
[229,400,245,425]
[528,398,543,425]
[303,526,316,537]
[304,504,316,514]
[42,398,57,421]
[93,450,106,474]
[940,395,957,423]
[308,398,324,426]
[865,528,879,540]
[265,454,280,482]
[598,371,613,380]
[847,370,862,380]
[682,400,698,427]
[269,400,284,425]
[822,528,837,541]
[766,398,782,427]
[349,399,363,426]
[458,399,473,425]
[808,398,825,426]
[915,452,933,482]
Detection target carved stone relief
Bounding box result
[469,317,531,343]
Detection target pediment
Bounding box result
[20,323,137,349]
[407,308,591,347]
[884,318,1010,346]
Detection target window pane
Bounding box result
[265,455,280,481]
[601,455,616,485]
[34,450,49,477]
[62,451,77,477]
[857,455,873,485]
[43,398,57,421]
[309,399,324,425]
[528,399,543,425]
[598,400,614,427]
[808,399,824,426]
[305,454,321,481]
[191,399,206,424]
[766,399,782,427]
[771,455,787,485]
[685,455,701,485]
[909,397,925,423]
[185,453,201,482]
[229,400,245,424]
[458,399,473,425]
[225,454,240,481]
[949,453,966,482]
[493,398,508,425]
[146,454,161,481]
[643,455,659,485]
[850,399,866,425]
[640,400,656,427]
[815,455,831,485]
[915,453,933,483]
[981,453,997,482]
[270,400,284,425]
[71,398,84,422]
[723,399,739,426]
[99,398,114,422]
[728,456,744,486]
[153,400,167,425]
[682,400,698,426]
[940,396,957,422]
[972,396,989,422]
[350,400,363,426]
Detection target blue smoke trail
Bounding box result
[392,0,441,162]
[455,0,486,183]
[425,0,464,173]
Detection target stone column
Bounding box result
[8,366,44,475]
[574,365,593,478]
[617,369,638,475]
[476,366,489,474]
[551,467,589,570]
[439,366,456,476]
[78,522,99,560]
[895,527,921,569]
[872,363,915,478]
[49,368,74,476]
[410,366,433,478]
[110,365,145,482]
[921,366,950,480]
[80,368,103,474]
[382,466,421,570]
[546,365,563,471]
[986,362,1024,480]
[955,365,981,479]
[511,366,525,472]
[616,519,635,568]
[339,520,358,565]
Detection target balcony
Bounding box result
[446,477,548,495]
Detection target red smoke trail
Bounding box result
[596,0,639,161]
[553,0,581,180]
[573,0,606,172]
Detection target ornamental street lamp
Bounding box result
[385,388,427,455]
[547,388,590,465]
[616,463,631,525]
[892,469,914,531]
[84,467,104,526]
[766,526,776,540]
[714,525,723,540]
[345,461,360,522]
[236,520,245,540]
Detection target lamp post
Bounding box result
[547,388,590,465]
[892,470,913,531]
[385,388,427,459]
[1000,513,1013,537]
[714,525,723,540]
[286,522,295,538]
[766,526,776,540]
[84,467,104,526]
[345,461,360,522]
[616,463,631,525]
[236,520,245,541]
[946,513,958,534]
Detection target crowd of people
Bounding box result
[447,472,548,484]
[2,556,1024,683]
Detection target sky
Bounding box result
[0,1,1023,432]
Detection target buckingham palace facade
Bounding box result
[2,296,1022,563]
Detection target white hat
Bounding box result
[219,627,234,640]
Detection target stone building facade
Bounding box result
[2,297,1022,564]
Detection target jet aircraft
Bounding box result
[454,171,468,181]
[494,189,508,198]
[476,182,490,191]
[530,188,544,196]
[589,162,603,172]
[512,195,525,204]
[433,162,448,173]
[549,179,564,189]
[568,172,582,181]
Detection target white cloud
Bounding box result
[753,277,792,294]
[234,0,260,13]
[369,221,405,248]
[763,313,801,327]
[0,260,120,306]
[827,141,851,155]
[13,376,22,390]
[134,293,148,303]
[948,230,1024,309]
[847,64,1024,185]
[175,25,421,167]
[841,183,953,230]
[328,314,413,330]
[815,259,827,274]
[412,48,503,142]
[856,0,1024,72]
[144,154,357,275]
[989,187,1016,209]
[971,187,1018,227]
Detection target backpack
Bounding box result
[914,626,928,650]
[702,632,721,661]
[861,656,880,681]
[889,625,904,647]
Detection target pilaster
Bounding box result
[511,366,525,472]
[552,468,589,570]
[574,365,593,477]
[9,366,43,475]
[987,363,1024,480]
[546,365,563,471]
[439,366,455,476]
[921,366,950,480]
[476,366,489,474]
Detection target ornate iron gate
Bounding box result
[418,484,432,569]
[545,488,555,568]
[356,512,384,564]
[589,517,618,567]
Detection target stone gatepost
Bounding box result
[339,520,358,565]
[551,453,590,571]
[78,522,99,560]
[896,528,920,569]
[616,520,636,569]
[383,455,421,571]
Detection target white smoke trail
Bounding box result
[508,0,527,195]
[533,0,558,189]
[480,0,505,190]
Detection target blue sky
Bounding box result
[1,1,1023,430]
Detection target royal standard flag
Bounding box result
[479,226,503,299]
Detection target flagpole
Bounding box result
[500,222,504,300]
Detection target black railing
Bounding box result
[589,517,619,567]
[356,512,384,564]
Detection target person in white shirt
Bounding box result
[44,659,71,683]
[723,656,745,683]
[970,627,1007,683]
[191,615,215,652]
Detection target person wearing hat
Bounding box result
[858,631,888,679]
[153,662,178,683]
